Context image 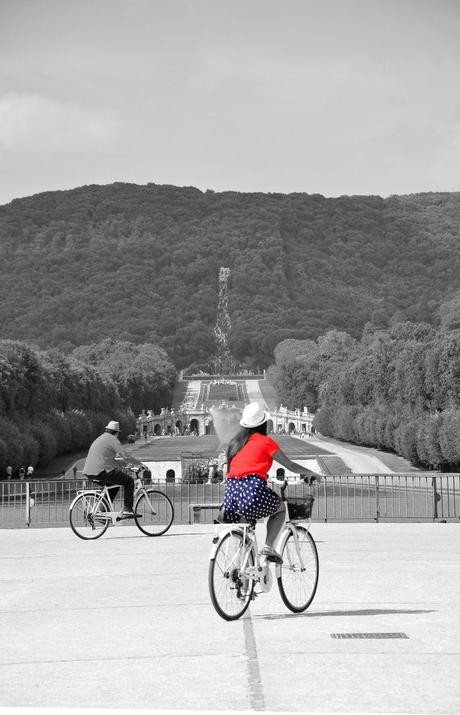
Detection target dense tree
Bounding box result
[0,339,147,473]
[274,321,460,470]
[73,338,176,414]
[270,330,357,411]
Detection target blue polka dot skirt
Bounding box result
[223,474,281,523]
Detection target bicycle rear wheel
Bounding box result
[209,529,254,621]
[69,492,110,540]
[134,489,174,536]
[277,525,319,612]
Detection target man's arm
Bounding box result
[114,440,145,468]
[119,452,145,468]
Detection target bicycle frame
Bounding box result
[76,486,119,525]
[209,523,270,595]
[210,480,313,591]
[74,478,157,526]
[70,463,176,541]
[208,477,319,619]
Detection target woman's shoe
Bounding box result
[261,545,283,564]
[121,509,141,519]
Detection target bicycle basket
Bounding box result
[287,495,314,520]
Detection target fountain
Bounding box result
[208,267,242,444]
[209,403,242,447]
[213,267,234,374]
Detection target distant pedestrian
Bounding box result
[18,466,26,480]
[27,465,34,477]
[6,465,13,480]
[208,461,217,482]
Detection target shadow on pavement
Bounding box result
[256,607,437,620]
[100,530,208,540]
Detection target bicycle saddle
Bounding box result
[214,507,249,524]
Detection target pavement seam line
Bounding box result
[0,652,244,667]
[243,612,266,711]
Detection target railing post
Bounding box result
[432,477,439,521]
[25,482,30,527]
[324,477,328,522]
[375,475,380,522]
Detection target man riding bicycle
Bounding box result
[83,420,145,518]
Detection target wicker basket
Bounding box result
[287,495,315,520]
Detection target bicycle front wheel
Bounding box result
[209,529,255,621]
[277,525,319,612]
[69,492,110,540]
[134,489,174,536]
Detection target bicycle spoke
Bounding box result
[134,489,174,536]
[69,492,110,540]
[209,530,254,621]
[278,526,319,612]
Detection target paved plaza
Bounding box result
[0,521,459,714]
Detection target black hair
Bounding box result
[226,421,268,471]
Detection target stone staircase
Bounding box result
[173,380,201,411]
[171,380,189,411]
[255,379,279,410]
[172,376,279,412]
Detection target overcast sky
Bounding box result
[0,0,459,206]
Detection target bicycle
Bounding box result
[69,466,174,540]
[208,477,319,621]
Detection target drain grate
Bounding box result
[331,632,408,639]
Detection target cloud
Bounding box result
[0,93,121,152]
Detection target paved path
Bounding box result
[305,436,415,474]
[0,522,459,712]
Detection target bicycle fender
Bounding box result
[209,541,219,560]
[209,526,244,560]
[68,490,100,511]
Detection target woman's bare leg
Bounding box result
[265,501,285,549]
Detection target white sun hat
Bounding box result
[105,420,120,432]
[240,402,268,428]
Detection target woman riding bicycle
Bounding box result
[223,402,321,563]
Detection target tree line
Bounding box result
[0,338,175,475]
[269,321,460,470]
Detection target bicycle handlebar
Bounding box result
[302,474,319,485]
[125,464,148,480]
[278,474,319,501]
[280,479,289,501]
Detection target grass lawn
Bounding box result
[129,434,333,461]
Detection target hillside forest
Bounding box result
[2,183,460,473]
[1,183,460,370]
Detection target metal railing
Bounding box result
[0,473,459,528]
